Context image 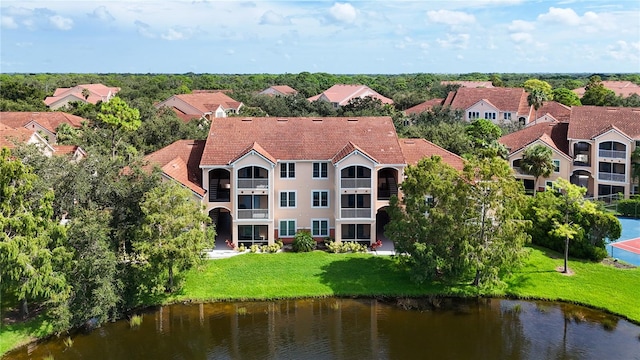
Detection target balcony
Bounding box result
[341,178,371,188]
[598,150,626,159]
[598,172,625,182]
[238,209,269,219]
[573,154,591,167]
[341,208,371,218]
[237,179,269,189]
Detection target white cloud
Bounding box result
[49,15,73,30]
[510,32,533,44]
[538,7,581,26]
[436,33,470,49]
[226,49,235,55]
[16,42,32,47]
[90,6,115,22]
[260,10,291,25]
[607,40,640,62]
[508,20,534,32]
[135,20,155,38]
[161,28,189,41]
[1,16,18,29]
[329,3,357,24]
[427,10,475,26]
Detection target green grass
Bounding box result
[3,247,640,357]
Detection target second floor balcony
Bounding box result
[598,172,625,183]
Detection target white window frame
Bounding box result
[503,112,512,120]
[484,112,496,120]
[311,219,329,237]
[279,219,296,238]
[280,162,295,179]
[553,159,560,173]
[313,162,328,179]
[279,191,297,208]
[312,190,329,208]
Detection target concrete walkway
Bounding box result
[204,242,396,259]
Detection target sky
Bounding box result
[1,0,639,74]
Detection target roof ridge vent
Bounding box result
[347,118,358,122]
[242,118,253,121]
[277,118,288,122]
[312,118,323,122]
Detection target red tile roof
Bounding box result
[567,106,640,140]
[441,81,494,88]
[0,112,85,133]
[308,84,394,106]
[260,85,298,96]
[0,125,36,149]
[404,98,444,115]
[200,117,404,166]
[44,84,120,106]
[331,141,377,164]
[143,140,206,196]
[399,138,465,171]
[534,101,572,122]
[173,93,242,114]
[573,81,640,98]
[499,122,570,156]
[443,87,531,116]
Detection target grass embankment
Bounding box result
[2,246,639,357]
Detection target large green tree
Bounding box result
[386,155,530,288]
[96,97,141,158]
[0,148,71,319]
[134,182,214,293]
[552,88,582,107]
[581,75,619,106]
[465,119,507,159]
[524,79,553,100]
[520,144,555,195]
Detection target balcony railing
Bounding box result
[341,208,371,218]
[341,178,371,188]
[237,209,269,219]
[598,172,626,182]
[598,150,626,159]
[237,179,269,189]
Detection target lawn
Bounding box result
[2,246,639,357]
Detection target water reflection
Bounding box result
[8,298,640,360]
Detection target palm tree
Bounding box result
[527,89,548,125]
[520,144,555,195]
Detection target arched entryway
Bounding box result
[375,207,395,252]
[209,207,232,250]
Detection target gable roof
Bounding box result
[404,98,445,115]
[573,81,640,98]
[331,141,378,165]
[308,84,394,106]
[499,122,570,157]
[441,81,494,88]
[0,112,85,133]
[44,84,120,107]
[443,87,530,116]
[158,92,243,115]
[259,85,298,96]
[200,117,404,167]
[534,101,572,122]
[399,138,465,171]
[567,106,640,140]
[143,140,206,196]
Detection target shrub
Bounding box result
[292,231,316,252]
[617,199,640,218]
[250,245,260,253]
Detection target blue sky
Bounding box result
[1,1,639,74]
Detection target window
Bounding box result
[468,111,480,119]
[312,190,329,207]
[342,224,371,240]
[484,112,496,120]
[279,220,296,237]
[312,219,329,237]
[553,160,560,173]
[313,162,328,178]
[503,112,512,120]
[546,181,554,190]
[280,162,295,178]
[280,191,296,208]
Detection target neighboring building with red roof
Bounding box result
[404,98,445,116]
[258,85,298,96]
[308,85,394,109]
[0,111,85,144]
[441,81,494,88]
[154,92,244,122]
[500,106,640,198]
[44,84,120,110]
[573,81,640,98]
[147,116,461,247]
[528,101,572,126]
[443,87,533,125]
[1,123,87,160]
[143,140,207,200]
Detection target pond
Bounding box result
[7,298,640,360]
